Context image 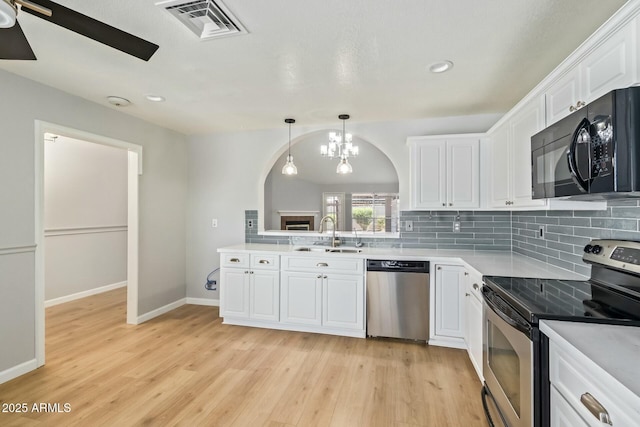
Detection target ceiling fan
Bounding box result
[0,0,159,61]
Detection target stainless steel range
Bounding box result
[481,239,640,427]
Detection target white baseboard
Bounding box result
[136,298,186,324]
[186,297,219,306]
[0,358,38,385]
[45,281,127,308]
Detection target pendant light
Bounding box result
[281,118,297,175]
[321,114,358,174]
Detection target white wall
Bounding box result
[44,136,127,301]
[0,69,187,378]
[186,113,501,301]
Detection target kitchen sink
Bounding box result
[293,247,362,253]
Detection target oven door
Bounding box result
[482,287,533,427]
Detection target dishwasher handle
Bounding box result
[366,259,429,273]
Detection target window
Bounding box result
[351,193,399,233]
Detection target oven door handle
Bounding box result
[483,288,532,337]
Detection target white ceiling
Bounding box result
[0,0,629,135]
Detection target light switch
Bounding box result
[405,220,413,232]
[212,218,218,228]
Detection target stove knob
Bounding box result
[584,244,593,253]
[592,245,603,254]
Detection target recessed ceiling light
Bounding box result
[145,94,166,102]
[429,60,454,73]
[107,96,131,107]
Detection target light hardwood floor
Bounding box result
[0,288,488,426]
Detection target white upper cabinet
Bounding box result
[489,96,546,209]
[545,18,636,125]
[408,135,480,210]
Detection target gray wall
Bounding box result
[513,200,640,276]
[44,136,127,301]
[0,69,187,376]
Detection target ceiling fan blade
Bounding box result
[21,0,159,61]
[0,22,37,60]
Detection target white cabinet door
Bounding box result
[434,265,465,339]
[489,124,512,208]
[447,139,480,209]
[581,23,634,104]
[465,286,484,381]
[545,68,581,125]
[249,270,280,322]
[280,271,322,326]
[546,21,635,126]
[510,97,547,208]
[322,273,364,330]
[408,136,479,209]
[409,140,447,209]
[550,386,589,427]
[220,268,249,319]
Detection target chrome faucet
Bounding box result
[353,228,364,248]
[318,215,340,247]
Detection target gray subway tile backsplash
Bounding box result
[246,200,640,275]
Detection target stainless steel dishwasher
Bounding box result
[366,259,430,341]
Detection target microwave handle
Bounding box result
[567,118,590,193]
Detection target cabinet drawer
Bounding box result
[281,256,363,274]
[467,270,483,302]
[250,253,279,270]
[221,253,250,268]
[549,341,640,426]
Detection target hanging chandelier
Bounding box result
[321,114,359,174]
[281,118,297,175]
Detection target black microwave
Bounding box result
[531,87,640,200]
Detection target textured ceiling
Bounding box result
[0,0,629,135]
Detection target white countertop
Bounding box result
[540,320,640,403]
[218,243,587,280]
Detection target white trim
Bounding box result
[35,121,144,174]
[44,281,127,308]
[126,151,139,325]
[222,318,366,339]
[428,337,467,350]
[135,298,186,324]
[0,245,37,256]
[277,210,320,216]
[34,121,143,367]
[45,225,128,237]
[186,297,220,306]
[0,359,38,385]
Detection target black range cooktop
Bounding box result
[483,274,640,325]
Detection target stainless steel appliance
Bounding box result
[366,259,429,341]
[482,239,640,427]
[531,86,640,200]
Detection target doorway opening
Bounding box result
[34,121,142,367]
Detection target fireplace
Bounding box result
[281,216,315,231]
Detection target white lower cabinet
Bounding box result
[550,386,589,427]
[280,271,322,325]
[220,268,250,319]
[220,252,365,338]
[220,253,280,322]
[464,270,483,381]
[322,273,364,330]
[431,264,466,348]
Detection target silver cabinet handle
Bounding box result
[570,105,577,112]
[442,203,446,206]
[449,203,453,206]
[465,293,470,297]
[230,258,240,263]
[464,272,469,276]
[244,270,249,274]
[258,259,270,264]
[249,271,254,274]
[473,283,479,291]
[317,275,322,279]
[324,275,328,279]
[437,266,442,270]
[580,393,612,425]
[316,262,329,267]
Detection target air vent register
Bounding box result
[156,0,247,40]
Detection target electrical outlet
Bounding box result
[405,220,413,232]
[453,220,461,233]
[247,219,254,229]
[211,218,218,228]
